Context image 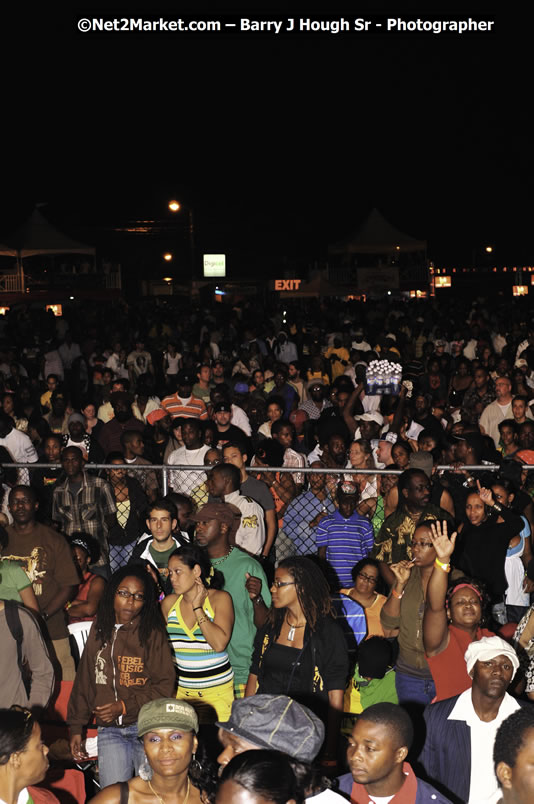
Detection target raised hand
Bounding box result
[429,520,457,562]
[476,479,494,507]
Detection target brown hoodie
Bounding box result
[67,616,175,734]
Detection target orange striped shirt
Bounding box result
[161,393,208,419]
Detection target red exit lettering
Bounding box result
[274,279,302,291]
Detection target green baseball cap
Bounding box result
[138,699,198,736]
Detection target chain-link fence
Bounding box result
[3,460,530,562]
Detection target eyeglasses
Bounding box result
[116,589,145,602]
[357,573,378,584]
[272,580,296,588]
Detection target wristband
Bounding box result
[434,558,451,573]
[193,606,203,611]
[391,588,404,599]
[252,595,264,605]
[492,503,502,513]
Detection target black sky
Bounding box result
[2,4,530,270]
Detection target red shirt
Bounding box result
[426,624,494,702]
[350,762,417,803]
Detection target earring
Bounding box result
[138,753,153,781]
[190,751,202,775]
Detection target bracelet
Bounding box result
[391,588,404,599]
[434,558,451,573]
[493,503,502,513]
[252,595,264,605]
[193,606,203,611]
[121,699,126,715]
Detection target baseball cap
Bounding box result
[409,451,433,478]
[191,502,241,539]
[357,412,384,426]
[216,695,324,762]
[147,408,167,426]
[138,699,198,736]
[213,401,232,413]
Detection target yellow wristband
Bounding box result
[434,558,451,573]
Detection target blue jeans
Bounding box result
[395,672,436,707]
[97,724,145,788]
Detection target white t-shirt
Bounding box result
[224,489,266,555]
[448,689,520,803]
[0,428,38,484]
[167,444,210,495]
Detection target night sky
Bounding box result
[2,3,530,274]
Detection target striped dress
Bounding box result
[166,595,234,690]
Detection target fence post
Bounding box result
[162,466,168,496]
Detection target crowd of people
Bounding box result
[3,294,534,802]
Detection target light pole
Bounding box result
[168,200,195,280]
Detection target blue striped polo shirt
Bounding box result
[316,510,374,588]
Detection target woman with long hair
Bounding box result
[423,520,494,702]
[245,557,348,768]
[89,699,214,804]
[67,565,176,789]
[0,706,57,804]
[106,452,149,573]
[162,544,235,723]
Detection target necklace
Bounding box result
[148,777,190,804]
[286,613,306,642]
[212,546,234,566]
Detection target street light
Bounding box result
[163,253,173,262]
[167,199,195,280]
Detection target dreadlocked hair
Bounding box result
[268,556,332,632]
[95,565,165,647]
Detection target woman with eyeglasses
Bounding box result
[67,565,176,789]
[339,558,386,637]
[380,521,442,707]
[0,706,58,804]
[245,557,349,772]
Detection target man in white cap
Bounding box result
[420,635,522,803]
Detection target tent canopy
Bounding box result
[0,207,96,258]
[329,208,426,255]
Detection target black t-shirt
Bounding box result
[216,425,251,454]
